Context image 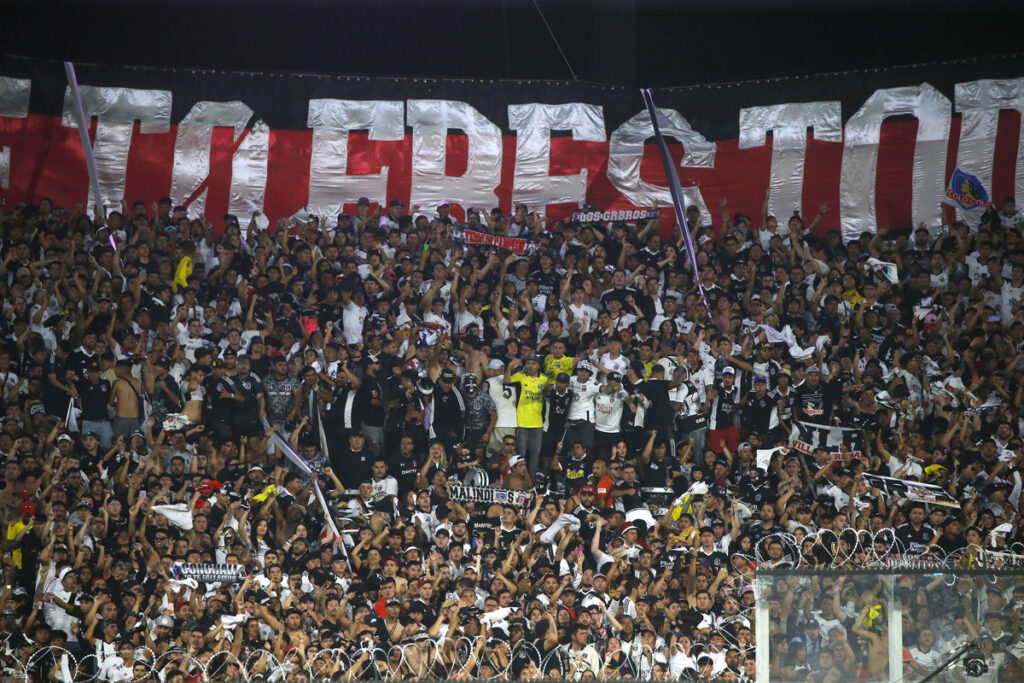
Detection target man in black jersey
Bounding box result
[895,503,936,555]
[541,373,572,470]
[793,365,835,425]
[741,376,778,442]
[387,435,421,499]
[76,360,112,449]
[202,359,238,443]
[229,355,265,439]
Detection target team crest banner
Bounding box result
[943,166,993,213]
[0,55,1023,240]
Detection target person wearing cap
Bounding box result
[793,362,834,425]
[741,374,779,440]
[484,358,518,460]
[562,362,599,450]
[228,354,265,439]
[461,373,496,460]
[707,365,741,454]
[430,368,466,453]
[76,359,113,449]
[594,370,631,454]
[539,371,573,470]
[503,355,550,472]
[378,198,405,230]
[199,357,238,443]
[504,455,533,491]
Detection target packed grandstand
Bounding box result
[1,190,1023,682]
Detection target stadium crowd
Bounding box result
[0,190,1023,682]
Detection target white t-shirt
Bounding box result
[342,301,368,345]
[909,646,943,671]
[176,327,212,363]
[455,310,483,334]
[598,352,629,378]
[371,476,399,502]
[566,302,598,333]
[567,376,600,422]
[595,389,628,433]
[486,375,519,429]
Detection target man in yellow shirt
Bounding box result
[504,355,550,471]
[5,500,35,571]
[542,339,575,381]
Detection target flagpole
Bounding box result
[63,62,105,220]
[640,88,712,320]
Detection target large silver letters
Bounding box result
[839,83,951,241]
[408,100,502,215]
[0,77,30,191]
[61,85,172,211]
[954,78,1024,225]
[508,103,605,211]
[307,99,404,226]
[608,108,715,226]
[739,102,842,220]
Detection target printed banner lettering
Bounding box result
[463,228,529,254]
[788,421,864,459]
[174,562,247,583]
[863,473,960,508]
[449,483,532,508]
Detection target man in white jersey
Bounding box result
[564,360,600,447]
[485,359,519,462]
[176,317,212,363]
[596,333,629,379]
[595,371,631,452]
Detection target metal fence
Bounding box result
[0,639,672,681]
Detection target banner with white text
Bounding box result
[1,55,1023,239]
[788,421,865,460]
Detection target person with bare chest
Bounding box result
[109,358,144,440]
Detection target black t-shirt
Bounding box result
[76,378,111,421]
[793,381,833,425]
[202,374,236,423]
[563,456,590,491]
[229,373,264,420]
[742,390,775,434]
[42,353,69,405]
[696,548,729,573]
[331,446,372,489]
[531,270,561,297]
[545,389,572,432]
[614,479,644,510]
[66,349,96,382]
[895,523,935,554]
[357,376,386,427]
[150,374,182,415]
[600,286,633,308]
[641,454,677,486]
[388,453,422,498]
[637,378,673,427]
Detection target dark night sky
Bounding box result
[3,0,1024,87]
